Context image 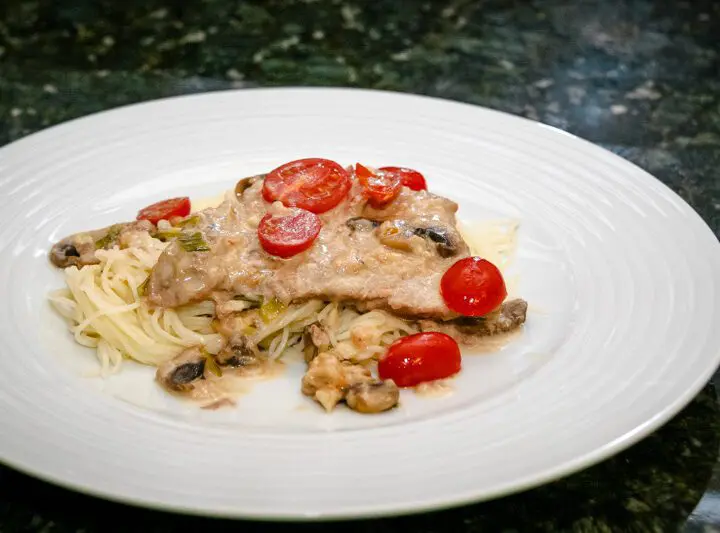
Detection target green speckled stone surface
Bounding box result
[1,0,719,531]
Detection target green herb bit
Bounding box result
[174,215,200,228]
[155,229,181,242]
[178,232,210,252]
[95,225,122,249]
[259,297,287,324]
[137,276,149,297]
[200,347,223,377]
[205,354,222,377]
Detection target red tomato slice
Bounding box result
[378,332,461,387]
[379,166,427,191]
[136,197,191,225]
[356,163,402,208]
[441,257,507,316]
[262,158,351,214]
[257,209,321,258]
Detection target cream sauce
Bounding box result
[464,327,523,353]
[148,178,471,319]
[414,379,455,397]
[184,359,286,405]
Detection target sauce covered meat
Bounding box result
[146,175,470,320]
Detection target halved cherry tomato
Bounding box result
[378,332,461,387]
[379,166,427,191]
[262,158,351,214]
[356,163,402,208]
[136,197,191,225]
[441,257,507,316]
[257,208,321,258]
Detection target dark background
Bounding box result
[1,1,719,531]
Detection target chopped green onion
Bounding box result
[178,232,210,252]
[174,215,200,228]
[137,276,149,297]
[95,225,122,249]
[200,347,223,377]
[205,354,222,377]
[259,297,287,324]
[155,229,181,242]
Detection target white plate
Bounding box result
[0,88,718,520]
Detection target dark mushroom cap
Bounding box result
[346,380,400,414]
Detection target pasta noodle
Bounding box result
[49,231,417,374]
[49,232,223,375]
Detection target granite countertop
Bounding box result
[1,0,719,531]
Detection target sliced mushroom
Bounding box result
[49,220,157,268]
[346,217,380,232]
[235,174,265,200]
[49,243,81,268]
[414,226,459,257]
[156,346,206,392]
[172,361,206,383]
[216,333,262,369]
[49,233,97,268]
[419,298,529,341]
[495,298,528,330]
[303,324,331,362]
[346,380,400,414]
[303,331,319,363]
[450,298,528,333]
